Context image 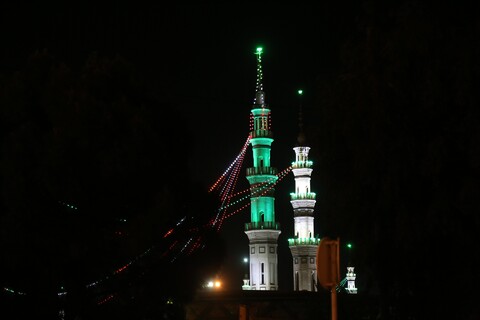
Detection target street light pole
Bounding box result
[243,257,249,280]
[242,257,251,290]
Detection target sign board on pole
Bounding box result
[316,237,340,290]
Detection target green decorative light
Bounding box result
[298,89,303,95]
[347,243,352,249]
[256,47,263,54]
[288,237,321,246]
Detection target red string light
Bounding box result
[97,294,115,305]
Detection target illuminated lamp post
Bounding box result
[242,257,251,290]
[243,257,249,279]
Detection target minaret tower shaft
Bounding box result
[244,47,281,291]
[288,90,320,291]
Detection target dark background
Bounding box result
[1,2,479,319]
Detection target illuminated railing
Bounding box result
[290,192,316,200]
[250,129,273,138]
[287,237,321,246]
[246,166,278,176]
[291,161,313,169]
[245,221,280,231]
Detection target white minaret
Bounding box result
[288,90,320,291]
[345,267,358,294]
[244,47,281,291]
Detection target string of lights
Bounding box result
[222,166,292,221]
[211,136,250,226]
[209,136,250,193]
[215,144,247,229]
[254,47,264,104]
[216,166,291,212]
[1,136,290,305]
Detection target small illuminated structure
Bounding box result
[345,267,358,294]
[288,90,320,291]
[244,47,281,291]
[242,278,251,291]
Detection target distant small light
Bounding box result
[298,90,303,95]
[243,257,248,263]
[207,281,214,287]
[215,281,221,288]
[256,47,263,53]
[347,243,352,249]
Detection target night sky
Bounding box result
[1,2,479,319]
[1,2,345,288]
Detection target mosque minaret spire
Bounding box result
[288,90,320,291]
[244,47,281,291]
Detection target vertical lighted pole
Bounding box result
[345,243,357,294]
[242,257,251,290]
[244,47,281,291]
[288,90,320,291]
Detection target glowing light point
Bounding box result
[298,90,303,95]
[347,243,352,249]
[256,47,263,54]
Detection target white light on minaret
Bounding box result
[288,90,320,291]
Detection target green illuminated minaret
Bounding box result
[244,47,281,291]
[288,90,320,291]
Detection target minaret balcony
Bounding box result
[288,237,321,246]
[290,192,316,200]
[246,166,278,176]
[250,129,273,139]
[245,221,280,231]
[291,160,313,169]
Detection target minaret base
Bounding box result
[245,229,281,291]
[290,244,318,291]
